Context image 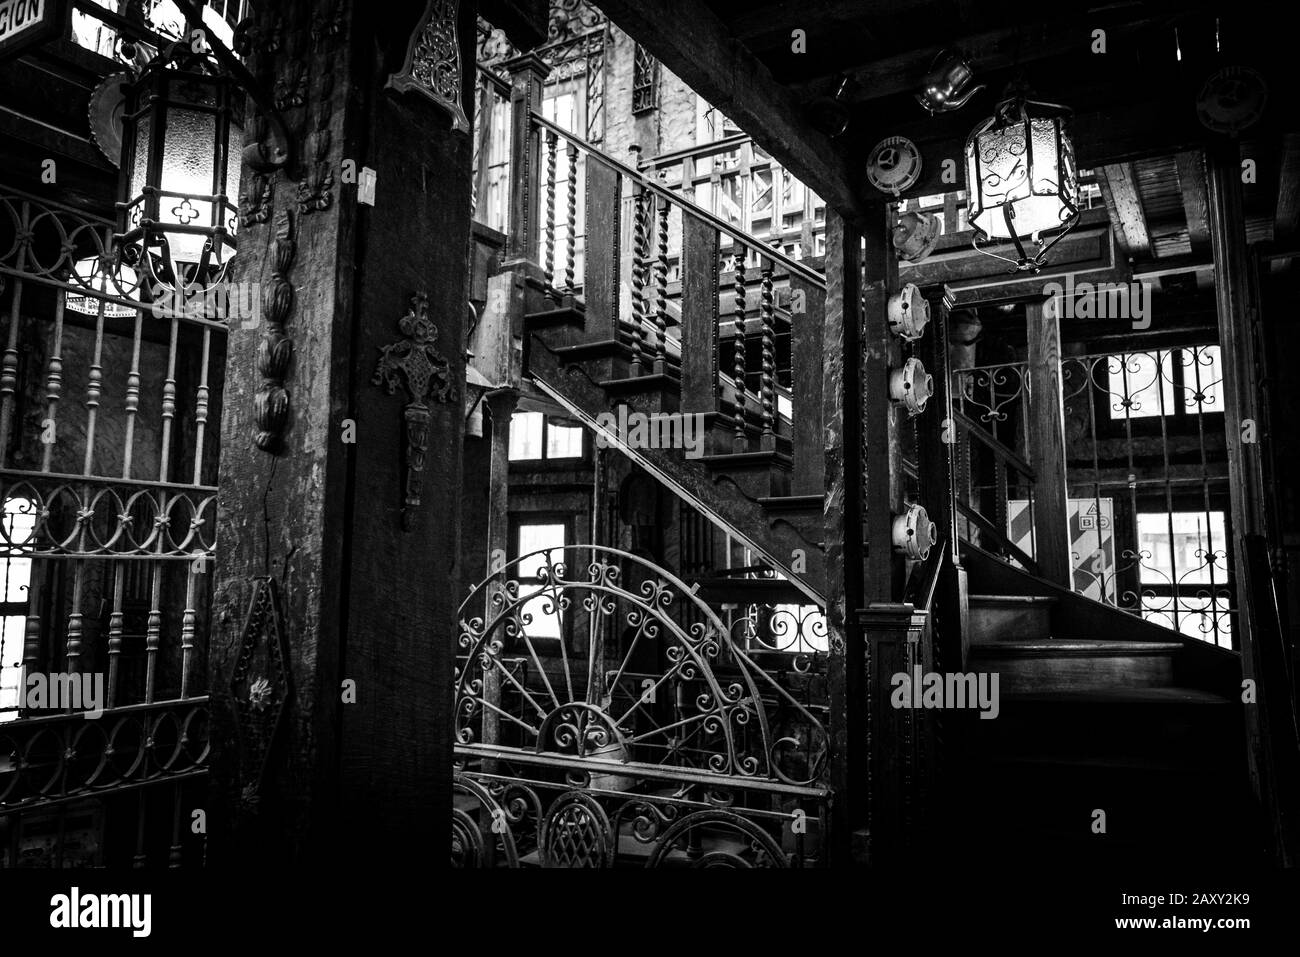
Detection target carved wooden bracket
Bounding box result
[372,292,458,530]
[386,0,470,133]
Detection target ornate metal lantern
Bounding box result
[116,47,243,288]
[964,93,1080,272]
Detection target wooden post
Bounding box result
[822,212,866,864]
[789,273,826,496]
[482,391,519,756]
[680,213,721,414]
[503,52,549,267]
[1025,296,1072,587]
[861,201,903,602]
[1207,143,1270,839]
[916,284,957,551]
[860,603,922,864]
[206,0,473,866]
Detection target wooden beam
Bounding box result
[788,10,1173,100]
[1275,133,1300,242]
[1097,163,1151,259]
[1176,150,1211,253]
[594,0,865,223]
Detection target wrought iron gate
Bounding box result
[453,545,829,867]
[0,185,215,866]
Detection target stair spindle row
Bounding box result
[732,246,747,452]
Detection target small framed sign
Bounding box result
[0,0,67,61]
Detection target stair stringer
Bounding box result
[528,339,826,605]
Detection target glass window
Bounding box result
[516,523,567,640]
[509,412,584,461]
[0,497,37,721]
[508,411,545,461]
[1106,347,1223,421]
[1137,511,1227,586]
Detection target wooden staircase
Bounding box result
[486,92,1267,865]
[939,544,1262,866]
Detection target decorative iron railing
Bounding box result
[454,545,829,867]
[0,183,220,866]
[951,362,1038,571]
[1062,346,1235,646]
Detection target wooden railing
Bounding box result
[498,54,827,488]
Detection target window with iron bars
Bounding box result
[632,43,659,115]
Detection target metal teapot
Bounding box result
[915,51,984,115]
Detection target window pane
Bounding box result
[517,523,566,579]
[1107,351,1174,420]
[1137,511,1227,584]
[1177,345,1223,414]
[546,422,584,459]
[518,585,563,639]
[508,412,545,460]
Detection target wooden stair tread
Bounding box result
[970,638,1183,656]
[998,686,1233,706]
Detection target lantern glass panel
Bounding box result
[968,112,1077,240]
[160,106,218,263]
[127,113,151,227]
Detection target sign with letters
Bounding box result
[0,0,67,61]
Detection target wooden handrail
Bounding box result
[529,111,827,288]
[953,409,1037,479]
[956,501,1040,576]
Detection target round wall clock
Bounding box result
[88,73,130,168]
[1196,66,1267,134]
[866,136,923,196]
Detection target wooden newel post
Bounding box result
[502,52,550,269]
[1025,295,1072,587]
[860,602,924,865]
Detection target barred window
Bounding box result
[632,44,659,115]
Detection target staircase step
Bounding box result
[971,638,1181,693]
[701,450,792,498]
[968,594,1055,642]
[955,686,1242,767]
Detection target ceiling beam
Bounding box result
[787,11,1169,100]
[1097,163,1151,259]
[1175,150,1211,253]
[1275,132,1300,242]
[595,0,866,222]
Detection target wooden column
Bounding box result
[1025,296,1072,587]
[789,273,826,496]
[1207,143,1270,832]
[916,285,957,552]
[482,390,518,755]
[207,0,473,866]
[861,201,902,602]
[822,211,866,864]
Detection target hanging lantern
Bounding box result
[116,47,243,290]
[964,94,1080,272]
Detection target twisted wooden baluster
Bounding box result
[759,254,776,448]
[544,129,558,298]
[732,246,747,451]
[653,195,669,374]
[565,141,578,298]
[630,189,649,376]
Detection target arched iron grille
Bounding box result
[454,545,830,867]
